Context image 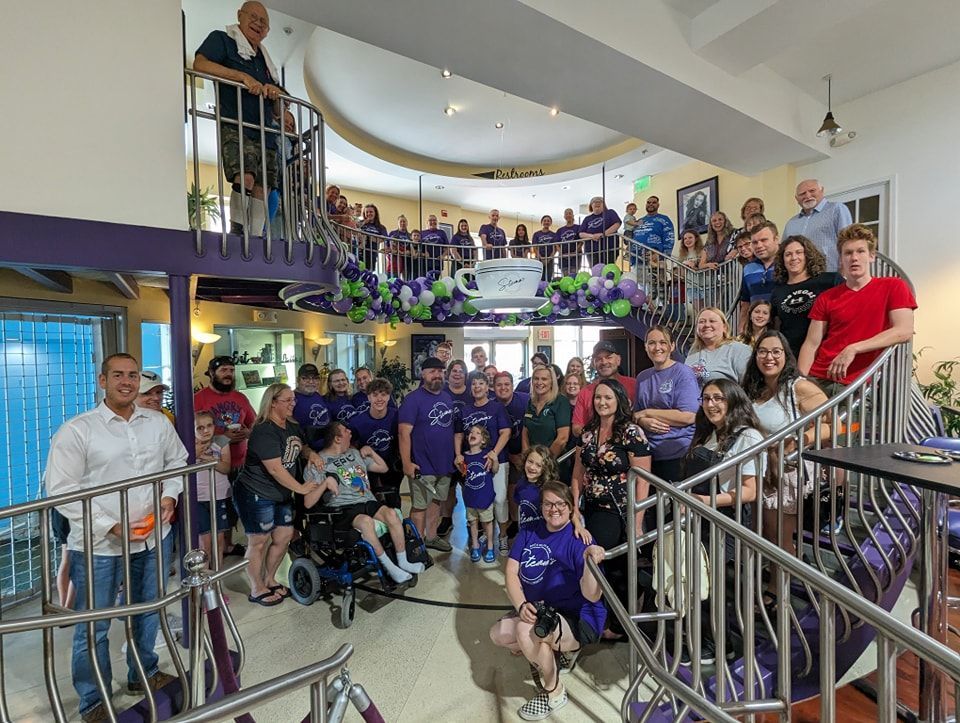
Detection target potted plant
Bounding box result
[916,348,960,436]
[377,354,411,402]
[187,183,222,230]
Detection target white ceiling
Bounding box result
[303,27,631,168]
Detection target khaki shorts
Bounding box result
[466,503,495,523]
[220,125,279,189]
[409,474,451,509]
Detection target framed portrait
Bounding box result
[439,222,454,240]
[676,176,719,235]
[536,345,551,361]
[411,334,447,378]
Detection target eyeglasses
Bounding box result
[757,349,785,359]
[701,394,727,404]
[541,500,569,511]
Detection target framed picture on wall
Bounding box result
[439,222,454,240]
[536,345,551,361]
[676,176,719,235]
[411,334,446,379]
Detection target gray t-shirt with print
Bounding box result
[307,447,376,508]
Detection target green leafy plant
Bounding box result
[187,183,222,230]
[915,347,960,436]
[377,355,411,401]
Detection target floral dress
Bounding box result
[579,423,651,513]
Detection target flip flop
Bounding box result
[269,585,292,599]
[247,590,283,607]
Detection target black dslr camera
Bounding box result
[533,602,560,639]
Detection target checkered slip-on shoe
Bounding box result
[518,689,568,721]
[557,648,581,674]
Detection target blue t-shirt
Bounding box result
[461,449,496,510]
[419,228,449,259]
[739,261,777,303]
[293,391,331,450]
[326,394,362,423]
[348,408,398,457]
[633,363,699,462]
[479,224,508,259]
[459,400,511,462]
[195,30,278,148]
[632,213,676,257]
[500,391,530,455]
[513,477,544,529]
[398,387,457,476]
[510,521,606,636]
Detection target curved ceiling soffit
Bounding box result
[301,34,646,182]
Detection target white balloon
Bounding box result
[604,279,615,289]
[401,301,411,311]
[377,272,388,285]
[399,286,413,301]
[443,277,456,293]
[419,290,436,306]
[452,301,464,315]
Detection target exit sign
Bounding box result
[634,175,652,193]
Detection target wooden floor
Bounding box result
[758,569,959,722]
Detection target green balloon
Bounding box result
[392,299,400,309]
[611,298,631,317]
[559,277,575,294]
[538,303,552,317]
[463,300,478,315]
[602,264,621,283]
[432,281,449,298]
[575,271,590,285]
[347,307,366,323]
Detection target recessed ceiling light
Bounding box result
[441,69,452,79]
[435,185,444,190]
[531,194,537,198]
[561,185,570,190]
[614,174,624,180]
[443,106,456,116]
[549,107,560,117]
[495,121,504,129]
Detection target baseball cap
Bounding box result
[297,363,320,378]
[138,371,168,394]
[420,357,445,370]
[206,355,235,376]
[592,340,619,357]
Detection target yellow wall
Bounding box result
[635,161,797,234]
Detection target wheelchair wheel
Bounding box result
[288,558,321,605]
[340,588,356,628]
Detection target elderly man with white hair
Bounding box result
[781,179,853,272]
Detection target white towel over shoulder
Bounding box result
[226,24,279,85]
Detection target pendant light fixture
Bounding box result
[816,74,843,138]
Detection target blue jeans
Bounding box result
[69,533,171,715]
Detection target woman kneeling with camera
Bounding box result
[490,481,606,720]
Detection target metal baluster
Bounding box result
[189,78,203,255]
[236,84,250,260]
[211,86,228,259]
[876,636,896,721]
[81,498,115,722]
[121,489,156,722]
[38,506,68,722]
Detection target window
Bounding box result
[141,321,172,398]
[329,332,374,379]
[828,181,890,256]
[0,303,122,601]
[553,325,608,375]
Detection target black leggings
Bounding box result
[584,504,628,635]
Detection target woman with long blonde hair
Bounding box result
[685,307,751,387]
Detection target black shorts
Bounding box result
[330,501,384,531]
[51,509,70,546]
[560,612,601,645]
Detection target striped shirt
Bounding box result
[782,200,853,272]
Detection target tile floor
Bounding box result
[0,501,920,722]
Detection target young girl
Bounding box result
[739,299,772,347]
[461,425,500,563]
[513,445,560,530]
[677,228,705,269]
[195,410,233,573]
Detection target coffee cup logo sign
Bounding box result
[496,273,524,293]
[518,499,542,527]
[473,167,545,180]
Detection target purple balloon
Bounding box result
[619,278,638,297]
[592,263,605,276]
[365,309,376,321]
[538,281,549,293]
[436,312,446,321]
[598,288,611,303]
[629,290,647,307]
[607,288,624,301]
[551,293,561,304]
[332,298,354,313]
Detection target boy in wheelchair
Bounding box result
[303,422,426,584]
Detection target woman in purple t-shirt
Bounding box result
[509,223,532,259]
[579,196,622,268]
[490,481,606,719]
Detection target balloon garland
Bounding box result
[280,255,647,328]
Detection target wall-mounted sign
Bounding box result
[634,175,652,193]
[537,328,552,341]
[440,210,448,218]
[473,167,546,180]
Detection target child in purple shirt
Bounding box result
[513,445,560,530]
[461,426,499,563]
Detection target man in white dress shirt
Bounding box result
[45,353,187,722]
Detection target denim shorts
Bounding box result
[198,500,230,535]
[233,484,293,535]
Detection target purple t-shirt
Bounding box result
[387,229,410,249]
[532,230,557,255]
[462,449,496,510]
[499,392,530,455]
[398,386,457,476]
[513,477,543,530]
[348,408,398,457]
[633,364,699,461]
[581,209,621,237]
[444,385,473,416]
[556,224,581,265]
[459,400,511,461]
[451,233,476,263]
[293,391,331,450]
[479,224,507,259]
[419,228,448,259]
[326,394,361,423]
[359,222,386,238]
[509,521,606,637]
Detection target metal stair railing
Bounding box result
[184,69,349,270]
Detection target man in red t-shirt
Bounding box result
[572,341,638,436]
[193,356,256,475]
[799,224,916,392]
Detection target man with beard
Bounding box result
[349,378,401,507]
[571,341,637,436]
[292,363,330,450]
[194,356,256,556]
[399,358,456,550]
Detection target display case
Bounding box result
[212,326,304,409]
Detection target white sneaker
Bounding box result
[518,689,568,720]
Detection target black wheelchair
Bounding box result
[286,506,432,628]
